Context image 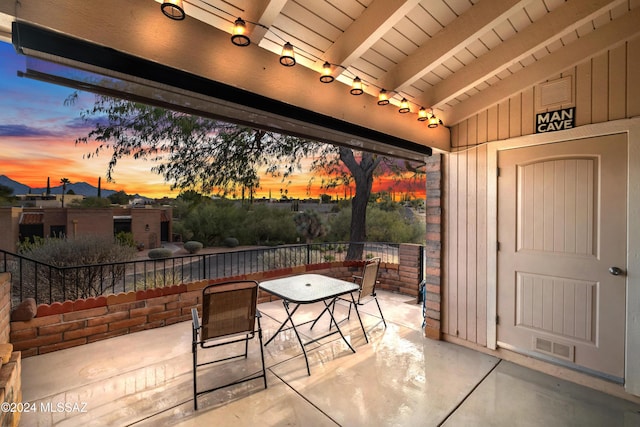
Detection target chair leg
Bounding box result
[374,295,386,327]
[192,342,198,411]
[257,317,268,389]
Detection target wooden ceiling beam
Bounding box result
[249,0,288,44]
[376,0,529,93]
[427,0,625,110]
[315,0,420,74]
[446,6,640,125]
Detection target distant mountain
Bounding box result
[0,175,118,198]
[0,175,29,195]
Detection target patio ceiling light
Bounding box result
[350,77,363,95]
[377,89,389,105]
[418,107,428,121]
[161,0,185,20]
[428,110,443,128]
[231,18,250,46]
[280,42,296,66]
[320,61,334,83]
[398,98,410,114]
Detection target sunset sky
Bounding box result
[0,41,425,200]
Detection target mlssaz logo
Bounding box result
[536,107,575,133]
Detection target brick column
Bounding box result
[398,243,421,295]
[1,273,22,427]
[424,154,442,340]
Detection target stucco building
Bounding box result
[0,206,172,252]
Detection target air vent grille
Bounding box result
[533,336,575,362]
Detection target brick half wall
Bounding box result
[11,245,423,357]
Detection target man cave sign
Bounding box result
[536,107,575,133]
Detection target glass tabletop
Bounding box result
[259,274,359,304]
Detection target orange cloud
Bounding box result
[2,134,425,200]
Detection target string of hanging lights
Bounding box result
[160,0,444,128]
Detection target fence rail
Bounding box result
[1,242,399,307]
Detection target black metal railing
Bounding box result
[1,242,399,307]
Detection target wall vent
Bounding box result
[533,336,575,362]
[536,76,573,112]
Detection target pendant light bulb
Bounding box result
[231,18,250,46]
[428,110,443,128]
[280,42,296,66]
[320,61,335,83]
[350,77,364,95]
[377,89,389,105]
[399,98,410,113]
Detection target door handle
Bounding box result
[608,266,624,276]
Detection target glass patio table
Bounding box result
[259,273,366,375]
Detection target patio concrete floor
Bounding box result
[21,291,640,426]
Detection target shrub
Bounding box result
[223,237,239,248]
[171,220,193,242]
[148,248,173,259]
[133,268,182,289]
[324,209,351,242]
[15,235,136,301]
[70,197,111,208]
[115,231,136,248]
[293,210,327,243]
[366,208,425,243]
[239,205,298,245]
[174,201,300,247]
[178,200,246,246]
[325,206,425,244]
[183,240,203,254]
[258,247,307,270]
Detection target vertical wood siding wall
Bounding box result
[443,39,640,346]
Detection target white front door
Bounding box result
[497,133,627,380]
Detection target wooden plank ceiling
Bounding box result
[175,0,638,127]
[0,0,638,154]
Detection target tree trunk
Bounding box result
[339,148,380,260]
[347,175,370,259]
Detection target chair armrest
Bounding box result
[255,309,262,330]
[191,308,200,330]
[352,275,362,282]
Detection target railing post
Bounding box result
[306,244,311,265]
[48,266,52,305]
[19,258,24,303]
